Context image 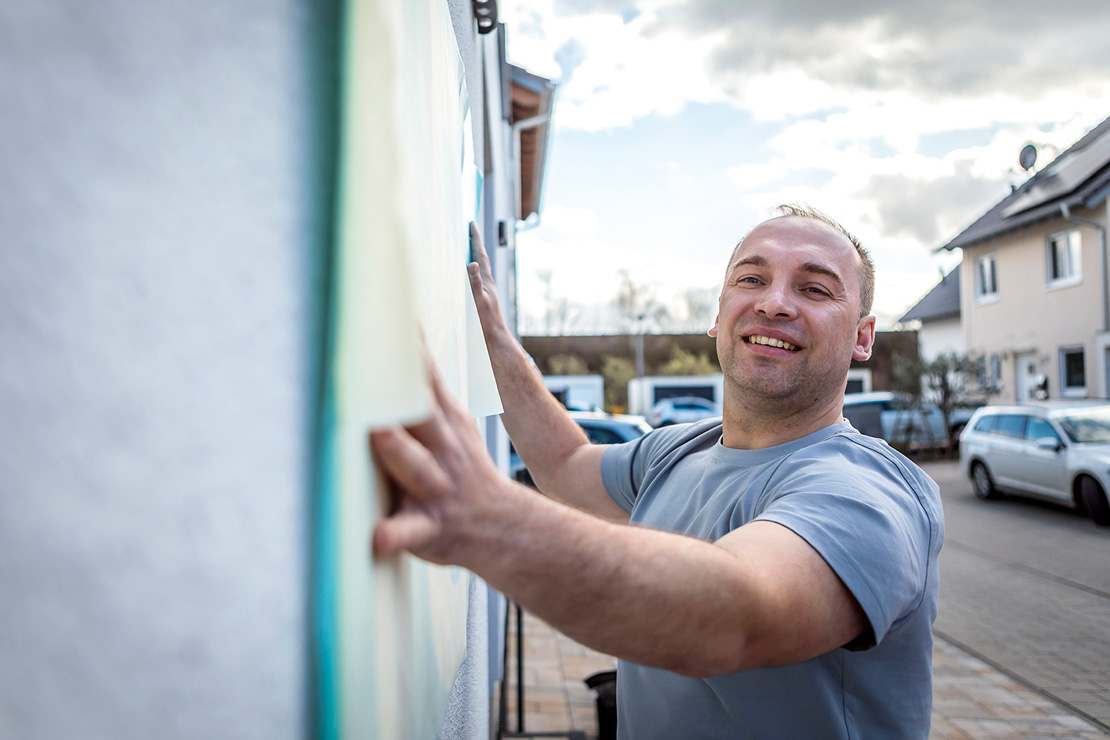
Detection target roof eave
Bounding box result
[940,179,1110,253]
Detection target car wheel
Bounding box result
[971,461,1001,500]
[1079,476,1110,526]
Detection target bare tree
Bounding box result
[612,271,671,333]
[923,352,983,448]
[681,287,717,334]
[892,350,988,451]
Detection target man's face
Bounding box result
[709,217,876,408]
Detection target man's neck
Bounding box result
[720,395,846,450]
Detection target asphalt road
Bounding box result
[919,459,1110,731]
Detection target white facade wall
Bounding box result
[961,206,1109,402]
[918,318,965,362]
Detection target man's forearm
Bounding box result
[466,230,607,511]
[485,332,591,482]
[463,476,765,677]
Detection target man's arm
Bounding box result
[371,363,868,676]
[467,223,626,522]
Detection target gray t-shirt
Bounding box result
[600,419,943,740]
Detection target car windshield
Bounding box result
[1056,407,1110,443]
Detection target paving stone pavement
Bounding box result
[500,610,1110,740]
[936,544,1110,729]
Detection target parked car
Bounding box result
[842,391,977,449]
[958,402,1110,525]
[511,411,653,486]
[646,396,720,427]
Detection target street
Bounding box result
[921,459,1110,732]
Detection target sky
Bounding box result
[497,0,1110,335]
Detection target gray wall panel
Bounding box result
[0,2,334,738]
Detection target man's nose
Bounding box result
[755,284,796,318]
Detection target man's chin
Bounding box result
[729,374,802,401]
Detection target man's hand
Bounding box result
[370,358,510,568]
[466,222,513,348]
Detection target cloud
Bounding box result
[727,162,787,190]
[499,0,1110,326]
[855,162,1008,246]
[504,0,1110,132]
[540,204,600,238]
[654,0,1110,104]
[502,1,729,130]
[515,226,725,332]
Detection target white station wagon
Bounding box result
[959,402,1110,526]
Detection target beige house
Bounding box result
[940,116,1110,403]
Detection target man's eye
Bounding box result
[737,276,760,285]
[805,286,831,296]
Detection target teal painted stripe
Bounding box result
[314,395,340,740]
[309,0,345,735]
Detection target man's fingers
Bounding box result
[468,222,495,286]
[372,509,440,557]
[369,427,452,499]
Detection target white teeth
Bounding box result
[746,335,799,351]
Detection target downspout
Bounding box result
[1060,202,1109,333]
[512,112,551,230]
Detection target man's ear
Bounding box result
[852,315,876,361]
[708,314,719,338]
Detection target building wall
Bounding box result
[918,318,964,362]
[0,2,507,739]
[961,207,1108,402]
[0,1,336,737]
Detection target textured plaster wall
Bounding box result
[0,2,497,738]
[444,5,496,739]
[0,1,337,738]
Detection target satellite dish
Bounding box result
[1019,144,1038,171]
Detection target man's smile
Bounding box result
[744,334,801,352]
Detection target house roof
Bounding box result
[939,115,1110,252]
[898,268,961,323]
[510,65,556,221]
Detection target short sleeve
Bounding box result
[601,419,723,514]
[754,438,939,648]
[601,439,640,513]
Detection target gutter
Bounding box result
[512,112,551,228]
[1060,202,1109,333]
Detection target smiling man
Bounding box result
[371,205,943,739]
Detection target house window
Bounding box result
[1046,229,1081,287]
[1059,346,1086,396]
[976,353,1002,392]
[975,253,998,302]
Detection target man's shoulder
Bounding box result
[766,427,940,505]
[800,427,932,476]
[636,417,723,457]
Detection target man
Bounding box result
[371,205,943,739]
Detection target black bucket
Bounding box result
[584,670,617,740]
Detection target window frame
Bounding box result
[1045,228,1082,289]
[1024,416,1060,444]
[996,414,1028,439]
[1059,346,1087,398]
[975,252,999,304]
